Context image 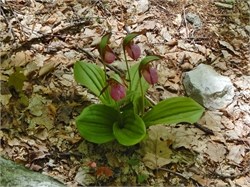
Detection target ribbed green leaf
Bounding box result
[76,104,119,144]
[126,63,149,114]
[113,110,146,146]
[139,55,161,70]
[128,63,149,92]
[143,97,205,126]
[99,33,112,58]
[74,61,114,105]
[123,32,141,47]
[109,73,123,84]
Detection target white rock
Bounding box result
[183,64,235,110]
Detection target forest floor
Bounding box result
[0,0,250,186]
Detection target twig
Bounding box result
[95,0,112,17]
[193,122,214,135]
[5,19,91,56]
[181,5,190,39]
[207,13,248,18]
[150,1,170,12]
[185,37,209,41]
[56,152,83,158]
[145,95,157,106]
[178,122,215,135]
[158,167,189,180]
[210,53,223,64]
[214,2,233,9]
[0,4,15,41]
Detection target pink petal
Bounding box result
[110,83,126,101]
[125,44,141,60]
[142,66,158,85]
[104,50,116,64]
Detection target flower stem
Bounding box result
[103,63,107,82]
[116,101,120,112]
[123,49,131,90]
[139,75,145,116]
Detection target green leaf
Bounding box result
[139,55,161,70]
[127,158,140,166]
[127,63,149,114]
[113,110,146,146]
[18,93,29,106]
[132,95,143,114]
[109,73,123,84]
[137,174,148,184]
[143,97,205,126]
[74,61,104,95]
[123,32,142,47]
[8,67,27,92]
[128,63,149,93]
[118,94,151,115]
[133,96,153,115]
[126,63,148,114]
[98,33,112,57]
[74,61,114,105]
[76,104,119,144]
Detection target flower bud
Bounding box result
[88,162,97,168]
[125,43,141,60]
[110,82,126,101]
[141,65,158,85]
[104,49,116,64]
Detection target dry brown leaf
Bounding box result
[39,62,57,77]
[96,166,113,178]
[11,51,32,67]
[8,138,20,146]
[141,126,174,169]
[235,176,250,187]
[106,152,121,167]
[173,14,182,27]
[198,111,223,132]
[28,94,46,116]
[191,174,211,186]
[205,142,226,162]
[166,51,205,65]
[234,76,250,90]
[74,167,95,186]
[171,125,206,153]
[146,32,159,43]
[160,27,172,42]
[212,179,229,187]
[226,144,245,164]
[0,94,12,105]
[219,40,240,56]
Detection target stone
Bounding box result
[183,64,235,110]
[186,13,202,29]
[0,156,65,187]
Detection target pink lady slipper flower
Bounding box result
[110,81,126,101]
[103,46,116,64]
[125,43,141,60]
[97,33,116,64]
[141,65,158,85]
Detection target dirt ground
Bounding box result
[0,0,250,186]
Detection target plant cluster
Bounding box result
[74,32,204,146]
